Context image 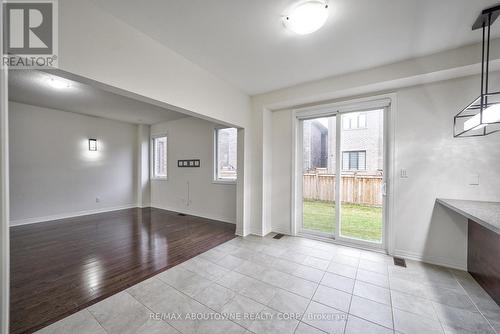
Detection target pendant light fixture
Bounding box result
[454,5,500,137]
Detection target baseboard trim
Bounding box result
[271,228,291,236]
[150,204,235,225]
[392,249,466,271]
[10,204,138,227]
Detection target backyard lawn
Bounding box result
[303,200,382,242]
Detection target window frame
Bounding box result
[213,127,238,184]
[151,134,168,180]
[342,150,366,171]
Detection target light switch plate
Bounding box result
[468,174,480,186]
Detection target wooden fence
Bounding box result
[303,174,383,206]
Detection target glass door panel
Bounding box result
[339,109,384,244]
[301,116,336,236]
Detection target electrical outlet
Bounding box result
[400,169,408,178]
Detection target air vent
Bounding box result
[393,257,407,267]
[273,234,285,239]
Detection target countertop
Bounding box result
[437,198,500,235]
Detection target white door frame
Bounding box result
[291,94,396,253]
[0,2,10,330]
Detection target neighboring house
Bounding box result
[303,120,329,172]
[217,127,238,178]
[303,109,384,174]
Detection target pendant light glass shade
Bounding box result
[455,93,500,136]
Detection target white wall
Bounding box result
[137,124,151,207]
[270,109,294,235]
[6,0,252,329]
[249,40,500,238]
[9,102,138,225]
[150,117,237,223]
[58,0,251,129]
[57,0,252,235]
[392,75,500,268]
[267,72,500,269]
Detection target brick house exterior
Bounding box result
[303,109,383,174]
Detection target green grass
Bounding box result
[303,200,382,242]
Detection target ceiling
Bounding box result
[92,0,500,95]
[8,70,189,124]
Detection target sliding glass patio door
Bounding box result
[299,108,386,248]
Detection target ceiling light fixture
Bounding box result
[454,5,500,137]
[47,77,71,89]
[283,0,329,35]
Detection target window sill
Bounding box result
[212,180,237,185]
[342,127,367,131]
[151,177,168,181]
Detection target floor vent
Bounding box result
[393,257,407,267]
[178,213,187,216]
[273,234,285,239]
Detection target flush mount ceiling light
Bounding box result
[47,77,71,89]
[454,5,500,137]
[283,0,329,35]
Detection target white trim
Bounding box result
[10,203,238,229]
[386,94,398,256]
[0,20,9,332]
[272,227,292,236]
[236,128,246,236]
[213,126,219,182]
[290,111,302,237]
[150,204,236,225]
[392,249,466,271]
[235,228,246,237]
[294,97,392,117]
[212,180,237,185]
[151,177,169,181]
[335,110,341,239]
[9,205,138,227]
[150,133,168,181]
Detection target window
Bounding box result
[214,128,237,181]
[152,136,167,179]
[342,151,366,170]
[342,112,367,130]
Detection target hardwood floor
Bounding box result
[10,207,236,334]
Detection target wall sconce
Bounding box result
[89,139,97,151]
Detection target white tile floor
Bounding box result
[36,234,500,334]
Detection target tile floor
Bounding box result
[36,234,500,334]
